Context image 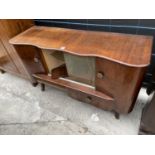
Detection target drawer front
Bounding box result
[96,58,146,113]
[68,89,114,111]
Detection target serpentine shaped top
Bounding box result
[10,26,153,67]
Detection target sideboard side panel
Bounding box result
[0,20,34,78]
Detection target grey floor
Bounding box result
[0,73,149,135]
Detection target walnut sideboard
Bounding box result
[9,26,153,118]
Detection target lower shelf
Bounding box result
[33,73,114,101]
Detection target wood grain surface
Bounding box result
[10,26,153,67]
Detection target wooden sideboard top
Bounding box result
[9,26,153,67]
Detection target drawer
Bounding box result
[68,89,114,111]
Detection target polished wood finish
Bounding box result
[9,25,153,115]
[10,26,153,67]
[14,45,46,82]
[67,57,146,114]
[96,58,147,113]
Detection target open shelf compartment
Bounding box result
[33,73,114,101]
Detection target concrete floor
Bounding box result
[0,73,149,134]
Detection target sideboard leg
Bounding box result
[0,69,5,74]
[115,113,120,119]
[113,111,120,119]
[41,83,45,91]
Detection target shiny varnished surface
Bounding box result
[10,26,153,67]
[96,58,146,113]
[8,24,153,114]
[14,45,46,75]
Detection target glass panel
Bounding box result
[64,53,95,86]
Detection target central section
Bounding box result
[42,49,95,86]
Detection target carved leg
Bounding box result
[0,69,5,74]
[41,83,45,91]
